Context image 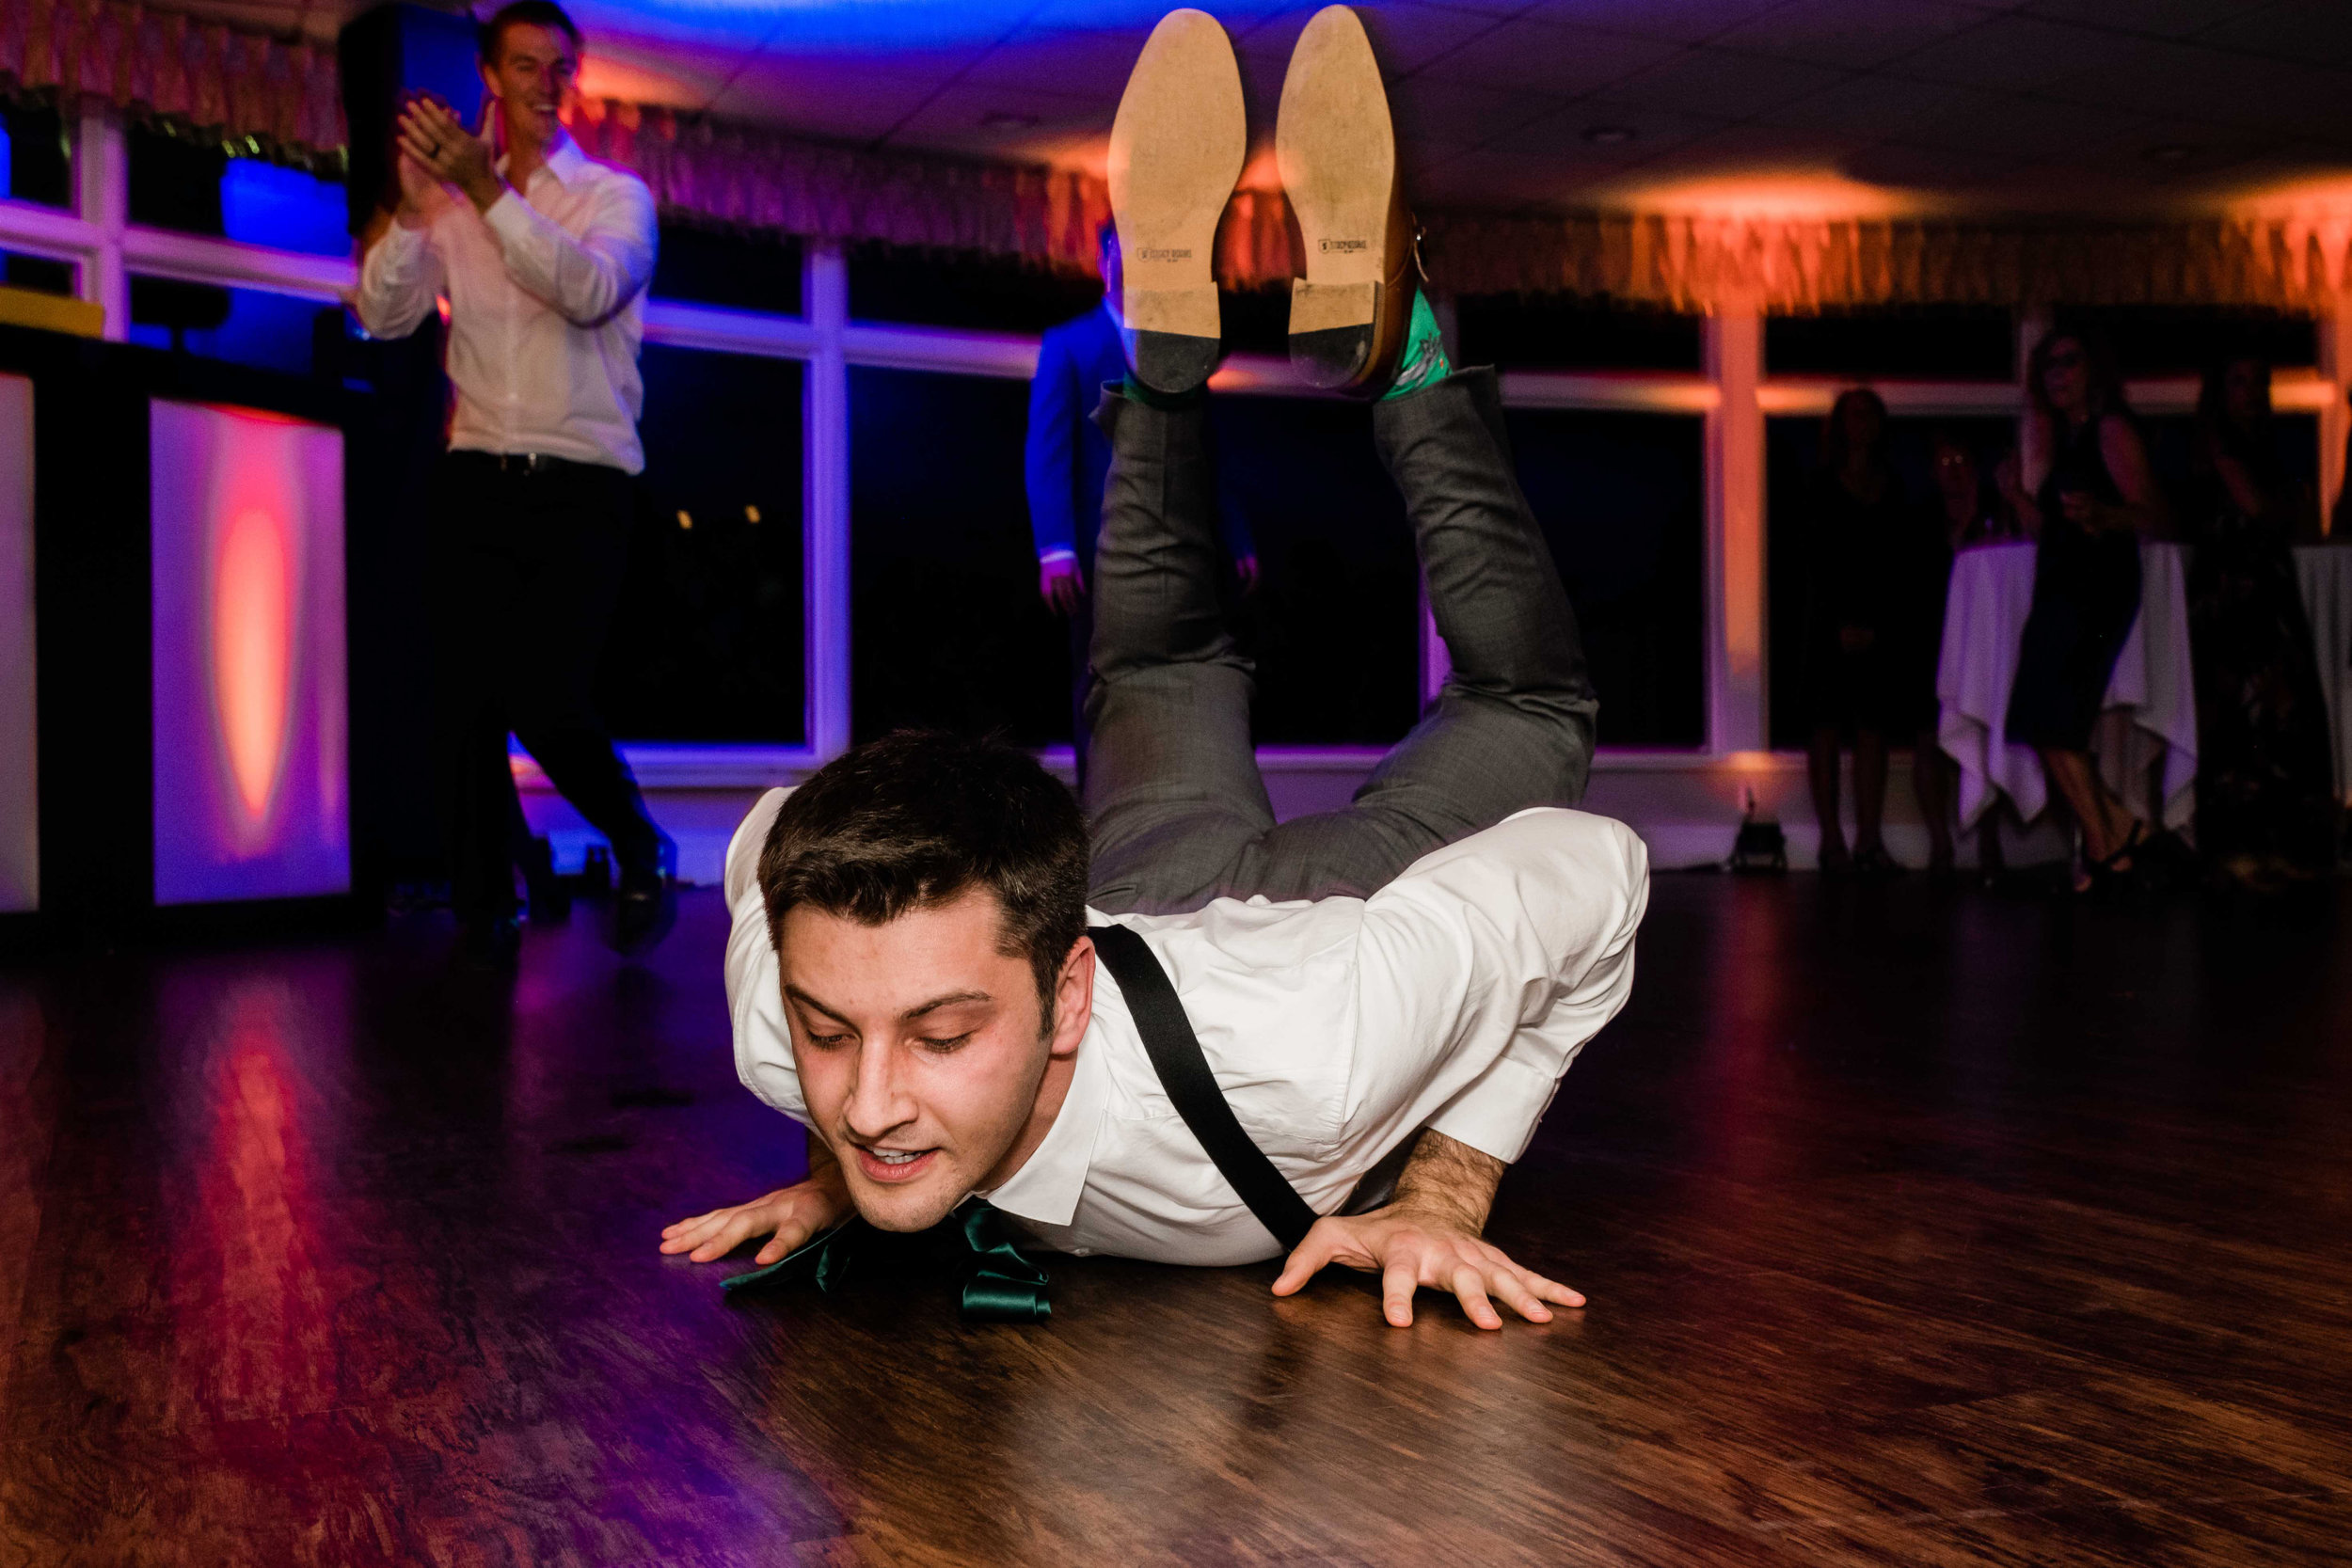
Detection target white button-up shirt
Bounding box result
[354,131,655,474]
[723,789,1649,1266]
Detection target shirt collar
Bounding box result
[978,1007,1111,1228]
[498,128,588,186]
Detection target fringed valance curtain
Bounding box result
[0,0,342,166]
[565,98,1108,275]
[1413,209,2352,313]
[1218,198,2352,311]
[7,0,2350,310]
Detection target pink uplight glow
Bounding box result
[213,507,294,823]
[151,401,348,906]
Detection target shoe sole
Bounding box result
[1108,8,1245,394]
[1277,6,1401,389]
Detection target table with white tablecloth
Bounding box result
[1935,540,2198,832]
[2293,545,2352,803]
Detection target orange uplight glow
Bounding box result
[213,506,294,824]
[1598,170,1936,222]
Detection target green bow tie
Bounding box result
[719,1199,1051,1323]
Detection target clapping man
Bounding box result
[355,0,675,967]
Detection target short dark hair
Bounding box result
[480,1,581,64]
[757,731,1089,1023]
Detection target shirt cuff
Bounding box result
[1422,1053,1562,1166]
[1038,547,1079,566]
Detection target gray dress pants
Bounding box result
[1084,368,1597,914]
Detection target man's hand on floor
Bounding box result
[1270,1205,1584,1328]
[661,1148,853,1264]
[1269,1130,1585,1328]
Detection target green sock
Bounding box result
[1381,290,1451,400]
[1121,372,1206,411]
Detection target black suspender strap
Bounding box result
[1088,922,1321,1252]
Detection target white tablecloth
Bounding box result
[2293,545,2352,803]
[1936,540,2198,832]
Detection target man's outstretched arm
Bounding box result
[1269,1130,1584,1329]
[660,1140,854,1265]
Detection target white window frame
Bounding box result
[7,106,2347,801]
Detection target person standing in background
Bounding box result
[355,0,675,968]
[1025,223,1258,781]
[1798,388,1928,877]
[2004,329,2169,895]
[2185,355,2338,891]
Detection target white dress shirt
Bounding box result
[723,790,1650,1266]
[354,130,656,474]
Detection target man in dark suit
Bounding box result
[1025,224,1256,777]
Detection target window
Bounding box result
[127,126,348,256]
[0,102,72,210]
[1766,413,2015,748]
[1505,410,1706,748]
[1767,307,2013,380]
[220,158,350,257]
[1,251,72,295]
[848,241,1102,333]
[2055,306,2317,378]
[600,346,807,744]
[652,226,803,316]
[1454,294,1704,372]
[850,367,1071,743]
[127,277,348,377]
[126,125,226,234]
[1211,395,1419,746]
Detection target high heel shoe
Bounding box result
[2083,821,2148,896]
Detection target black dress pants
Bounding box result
[430,451,662,924]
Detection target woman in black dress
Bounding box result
[2004,330,2169,890]
[1801,388,1931,876]
[2185,355,2337,889]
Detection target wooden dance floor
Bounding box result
[4,876,2349,1565]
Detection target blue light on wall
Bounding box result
[221,159,351,258]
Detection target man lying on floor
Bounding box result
[660,5,1648,1329]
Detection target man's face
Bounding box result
[482,23,578,150]
[781,890,1079,1233]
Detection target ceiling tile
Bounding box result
[707,60,946,141]
[1885,14,2114,91]
[1516,0,1802,47]
[1756,71,1985,138]
[1900,91,2161,163]
[882,80,1118,160]
[1237,3,1503,77]
[1386,75,1565,152]
[1589,45,1851,119]
[577,36,752,112]
[2034,36,2352,141]
[964,26,1160,91]
[1414,17,1684,96]
[1842,139,2026,191]
[1411,144,1643,206]
[1615,121,1877,180]
[1501,102,1731,160]
[2193,0,2352,68]
[1016,0,1286,27]
[1708,0,1989,70]
[2017,0,2253,38]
